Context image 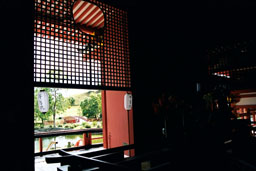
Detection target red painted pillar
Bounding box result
[39,137,43,153]
[101,90,108,148]
[127,91,135,157]
[83,133,92,146]
[88,133,92,145]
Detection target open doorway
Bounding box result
[34,87,103,153]
[34,87,134,170]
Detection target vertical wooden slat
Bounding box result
[101,90,108,148]
[83,132,92,146]
[83,133,87,146]
[88,133,92,145]
[39,137,43,153]
[127,91,135,157]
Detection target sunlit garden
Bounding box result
[34,88,103,153]
[34,87,102,131]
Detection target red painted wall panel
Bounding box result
[102,90,134,155]
[106,91,129,148]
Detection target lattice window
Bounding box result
[207,40,256,81]
[34,0,131,90]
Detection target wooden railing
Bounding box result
[227,156,256,171]
[46,144,136,171]
[34,128,103,156]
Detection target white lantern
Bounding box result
[38,90,49,113]
[124,93,132,110]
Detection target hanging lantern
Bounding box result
[124,93,132,111]
[38,90,49,113]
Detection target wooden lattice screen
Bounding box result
[34,0,131,90]
[207,40,256,82]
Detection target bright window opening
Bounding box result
[34,87,103,153]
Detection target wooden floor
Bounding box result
[35,147,104,171]
[35,153,61,171]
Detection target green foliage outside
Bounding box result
[34,88,102,129]
[80,92,102,119]
[34,88,69,128]
[68,97,75,106]
[34,122,102,130]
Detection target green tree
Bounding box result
[80,93,102,119]
[68,97,75,106]
[50,88,68,128]
[34,88,69,128]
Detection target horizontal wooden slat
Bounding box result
[34,128,102,138]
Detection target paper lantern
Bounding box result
[38,90,49,113]
[124,94,132,110]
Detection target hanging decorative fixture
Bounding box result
[38,90,49,113]
[72,0,105,36]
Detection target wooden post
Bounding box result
[101,90,108,148]
[39,137,43,153]
[88,133,92,145]
[83,133,86,146]
[83,133,92,146]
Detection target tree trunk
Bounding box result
[53,90,56,128]
[41,118,44,127]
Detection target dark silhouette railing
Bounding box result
[46,144,136,171]
[44,141,256,171]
